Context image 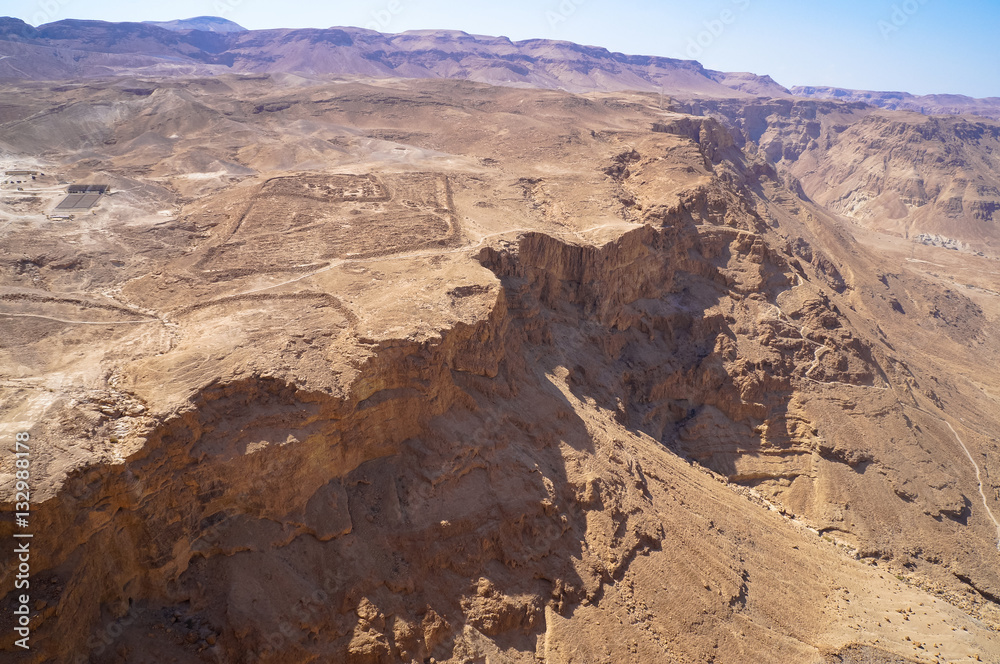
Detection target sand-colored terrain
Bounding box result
[0,71,999,663]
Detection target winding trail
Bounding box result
[0,312,157,325]
[761,301,889,390]
[778,293,1000,551]
[944,420,1000,551]
[797,323,828,380]
[763,302,997,547]
[904,397,1000,552]
[766,292,1000,551]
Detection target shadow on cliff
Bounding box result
[161,314,600,662]
[9,304,600,664]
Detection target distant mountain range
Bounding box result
[143,16,247,34]
[0,16,997,118]
[0,16,786,97]
[792,86,1000,120]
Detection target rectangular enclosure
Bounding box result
[66,184,110,194]
[55,193,102,209]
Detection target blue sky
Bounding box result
[2,0,998,97]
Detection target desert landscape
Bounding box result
[1,15,1000,664]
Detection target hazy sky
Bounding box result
[3,0,998,97]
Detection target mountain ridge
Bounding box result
[143,16,247,34]
[793,85,1000,120]
[0,16,787,96]
[3,16,997,118]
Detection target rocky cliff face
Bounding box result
[2,76,1000,663]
